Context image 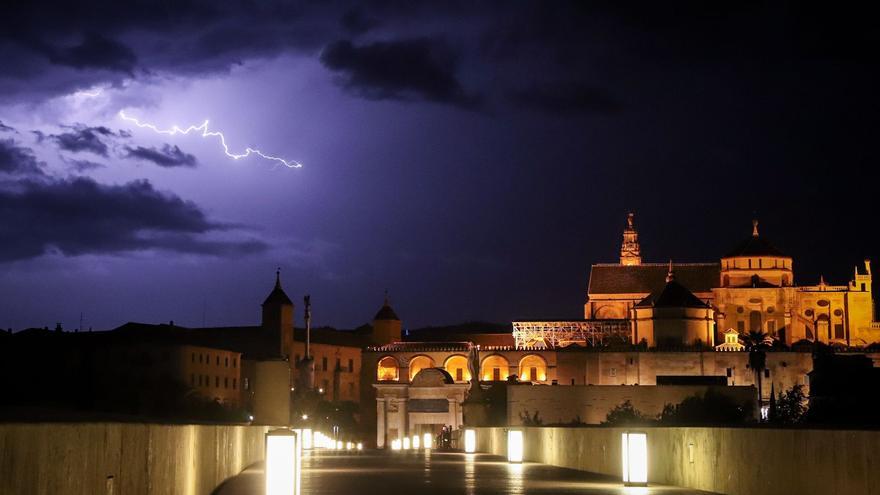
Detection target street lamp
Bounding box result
[507,430,523,463]
[464,429,476,453]
[265,429,301,495]
[621,431,648,486]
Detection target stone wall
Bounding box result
[507,384,756,425]
[0,422,269,495]
[474,426,880,495]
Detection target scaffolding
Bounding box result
[511,320,631,349]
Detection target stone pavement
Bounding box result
[214,449,720,495]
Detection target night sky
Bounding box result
[1,2,877,332]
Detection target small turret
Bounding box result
[261,269,294,357]
[371,292,401,346]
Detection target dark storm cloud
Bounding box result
[0,121,16,133]
[0,139,45,176]
[43,33,137,73]
[49,125,122,157]
[340,7,380,34]
[509,81,621,115]
[0,0,334,100]
[125,144,197,168]
[0,176,266,261]
[320,38,481,108]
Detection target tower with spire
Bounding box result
[620,212,642,266]
[261,269,294,358]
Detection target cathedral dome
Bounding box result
[719,220,793,288]
[722,219,789,259]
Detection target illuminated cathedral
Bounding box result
[365,213,880,445]
[584,214,877,348]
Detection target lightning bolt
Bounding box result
[118,110,303,169]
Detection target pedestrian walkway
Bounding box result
[214,449,719,495]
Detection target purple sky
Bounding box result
[1,2,878,331]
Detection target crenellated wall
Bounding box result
[474,426,880,495]
[0,422,269,495]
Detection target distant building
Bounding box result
[361,214,880,446]
[585,215,878,347]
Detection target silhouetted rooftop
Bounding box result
[588,263,718,295]
[723,234,787,258]
[635,280,710,308]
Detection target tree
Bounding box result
[773,384,807,424]
[658,390,751,425]
[602,400,652,426]
[519,409,542,426]
[743,330,769,413]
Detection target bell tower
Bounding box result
[620,212,642,266]
[261,269,294,358]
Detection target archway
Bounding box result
[480,355,509,382]
[443,355,470,383]
[377,356,399,381]
[409,355,435,381]
[518,354,547,382]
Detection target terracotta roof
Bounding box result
[635,280,710,308]
[588,263,718,295]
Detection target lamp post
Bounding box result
[265,429,301,495]
[507,430,523,463]
[621,431,648,486]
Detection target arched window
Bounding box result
[444,355,470,383]
[377,356,399,382]
[480,355,509,382]
[518,354,547,382]
[409,355,435,381]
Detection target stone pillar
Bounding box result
[784,311,793,344]
[398,398,408,438]
[376,397,386,448]
[448,398,458,429]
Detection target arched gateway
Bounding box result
[373,368,468,449]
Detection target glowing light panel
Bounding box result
[507,430,523,463]
[423,433,432,449]
[464,429,476,453]
[403,437,411,450]
[622,432,648,486]
[118,110,303,169]
[412,435,420,449]
[302,429,312,450]
[265,430,299,495]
